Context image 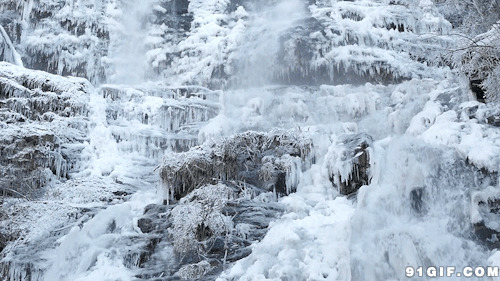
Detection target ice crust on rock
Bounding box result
[160,130,313,202]
[1,0,500,280]
[0,62,90,196]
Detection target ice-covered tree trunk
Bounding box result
[0,25,23,67]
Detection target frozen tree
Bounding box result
[438,0,500,103]
[0,25,23,66]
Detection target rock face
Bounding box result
[160,130,313,201]
[260,0,453,86]
[0,71,222,281]
[487,115,500,127]
[1,0,498,280]
[0,0,113,82]
[326,133,372,196]
[0,62,90,198]
[101,84,220,156]
[0,0,455,88]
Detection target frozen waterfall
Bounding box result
[1,0,500,281]
[109,0,157,85]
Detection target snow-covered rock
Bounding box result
[1,0,500,280]
[160,130,313,201]
[0,62,90,197]
[325,133,373,196]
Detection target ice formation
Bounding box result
[160,130,313,201]
[0,0,499,280]
[0,62,90,197]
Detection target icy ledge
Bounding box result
[0,62,91,198]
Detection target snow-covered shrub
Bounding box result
[436,0,499,33]
[450,25,500,103]
[169,183,234,259]
[160,130,313,201]
[438,0,500,103]
[464,36,500,103]
[483,64,500,103]
[165,180,287,278]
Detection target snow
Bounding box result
[169,184,234,257]
[218,196,354,281]
[303,0,453,84]
[211,78,495,280]
[162,0,248,88]
[418,102,500,172]
[489,251,500,281]
[42,189,160,281]
[1,0,500,280]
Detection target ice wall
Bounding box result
[0,0,455,87]
[0,0,499,281]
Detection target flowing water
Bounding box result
[109,0,157,84]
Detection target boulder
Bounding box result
[487,114,500,127]
[410,187,426,214]
[326,133,372,196]
[132,181,284,280]
[137,218,155,234]
[471,188,500,249]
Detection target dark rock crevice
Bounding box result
[470,79,486,103]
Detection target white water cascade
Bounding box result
[230,0,307,88]
[109,0,157,84]
[1,0,500,280]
